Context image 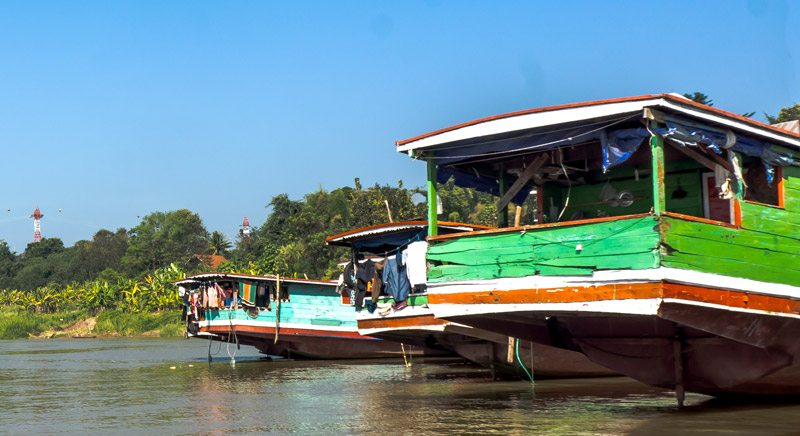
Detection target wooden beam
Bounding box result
[427,159,438,237]
[667,140,735,174]
[496,153,549,213]
[651,123,666,214]
[668,142,717,171]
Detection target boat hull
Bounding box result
[190,317,429,359]
[426,274,800,396]
[357,307,614,378]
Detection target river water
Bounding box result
[3,338,800,435]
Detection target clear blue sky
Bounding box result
[0,0,797,252]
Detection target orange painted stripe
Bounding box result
[663,211,739,229]
[427,213,652,242]
[358,314,448,330]
[326,220,493,243]
[429,281,800,315]
[733,200,743,227]
[428,282,662,305]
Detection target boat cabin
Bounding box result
[398,93,800,399]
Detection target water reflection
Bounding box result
[3,338,800,435]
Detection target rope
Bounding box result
[557,149,571,221]
[515,338,534,385]
[226,309,238,364]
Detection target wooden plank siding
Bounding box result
[206,282,357,328]
[659,153,800,288]
[427,215,661,283]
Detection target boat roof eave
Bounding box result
[325,220,492,246]
[175,272,337,287]
[396,94,800,155]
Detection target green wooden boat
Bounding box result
[327,220,614,378]
[398,93,800,402]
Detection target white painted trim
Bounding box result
[198,318,358,334]
[426,267,800,300]
[656,100,800,149]
[397,100,658,152]
[359,325,448,336]
[329,225,474,244]
[431,299,664,319]
[397,97,800,154]
[355,304,435,321]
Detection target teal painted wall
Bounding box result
[206,282,356,328]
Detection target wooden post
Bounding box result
[384,200,393,223]
[514,206,522,227]
[507,337,515,363]
[274,274,281,344]
[498,169,509,227]
[427,158,438,237]
[650,122,666,215]
[674,338,685,407]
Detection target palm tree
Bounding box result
[209,231,231,256]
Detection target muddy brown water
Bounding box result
[2,338,800,435]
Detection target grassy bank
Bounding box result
[0,306,184,339]
[94,310,183,337]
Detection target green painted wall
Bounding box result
[427,216,661,283]
[661,160,800,287]
[545,161,705,224]
[428,145,800,288]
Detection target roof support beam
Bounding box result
[651,123,666,215]
[496,153,549,213]
[427,158,438,237]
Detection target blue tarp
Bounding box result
[600,120,793,183]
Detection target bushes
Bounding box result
[0,306,87,339]
[94,310,182,336]
[0,264,184,316]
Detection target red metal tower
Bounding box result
[30,206,44,242]
[240,215,251,242]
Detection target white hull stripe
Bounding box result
[427,267,800,300]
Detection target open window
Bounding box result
[743,158,782,207]
[270,283,290,303]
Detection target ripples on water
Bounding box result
[3,338,800,435]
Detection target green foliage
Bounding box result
[765,103,800,124]
[683,92,755,119]
[94,310,181,336]
[0,306,87,339]
[209,231,231,256]
[122,209,209,276]
[78,229,128,280]
[683,92,713,106]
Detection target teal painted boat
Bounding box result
[176,272,408,359]
[398,93,800,401]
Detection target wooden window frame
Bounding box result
[742,166,785,210]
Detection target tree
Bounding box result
[0,241,16,290]
[78,228,129,280]
[683,91,755,118]
[22,237,64,260]
[683,92,713,106]
[765,103,800,124]
[121,209,209,276]
[209,231,231,256]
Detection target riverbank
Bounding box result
[0,306,183,339]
